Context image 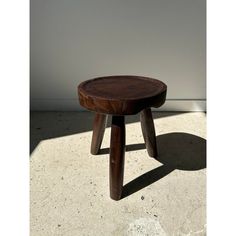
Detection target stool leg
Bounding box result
[91,113,107,155]
[140,108,158,158]
[110,116,125,200]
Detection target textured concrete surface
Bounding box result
[30,112,206,236]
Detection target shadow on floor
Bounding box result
[120,132,206,198]
[30,111,186,154]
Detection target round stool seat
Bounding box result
[78,75,167,115]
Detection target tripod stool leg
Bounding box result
[91,113,107,155]
[109,116,125,200]
[140,108,158,158]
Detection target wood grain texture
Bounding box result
[91,113,107,155]
[78,75,167,115]
[109,116,125,200]
[140,108,158,158]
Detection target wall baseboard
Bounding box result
[30,99,206,112]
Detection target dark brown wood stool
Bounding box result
[78,75,167,200]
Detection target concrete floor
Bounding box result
[30,112,206,236]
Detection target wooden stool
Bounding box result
[78,75,167,200]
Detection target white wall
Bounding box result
[30,0,206,111]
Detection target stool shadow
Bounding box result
[122,165,175,198]
[99,132,206,198]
